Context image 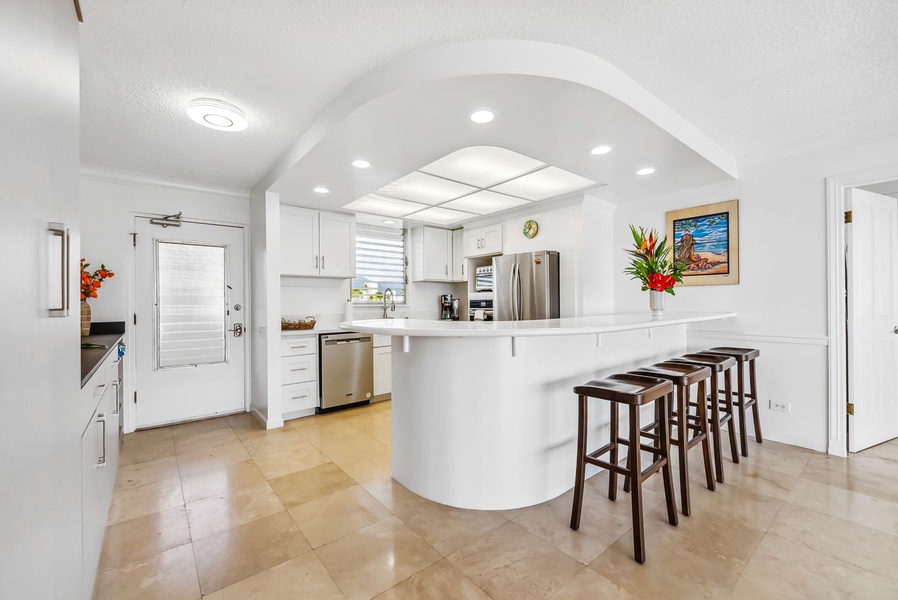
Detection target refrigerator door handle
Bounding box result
[509,262,517,321]
[512,262,523,321]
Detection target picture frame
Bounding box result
[666,199,739,286]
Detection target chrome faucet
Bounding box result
[382,288,396,319]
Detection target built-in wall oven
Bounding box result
[469,297,494,321]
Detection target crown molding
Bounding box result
[80,164,251,200]
[736,119,898,172]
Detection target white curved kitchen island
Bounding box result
[342,311,736,510]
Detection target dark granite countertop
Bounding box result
[81,331,125,388]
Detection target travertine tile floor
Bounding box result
[95,401,898,599]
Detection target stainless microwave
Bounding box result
[474,265,493,292]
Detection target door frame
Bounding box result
[825,163,898,456]
[124,212,251,434]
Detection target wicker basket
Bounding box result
[281,317,316,331]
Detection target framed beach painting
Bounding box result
[666,199,739,286]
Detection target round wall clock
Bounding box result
[523,220,539,239]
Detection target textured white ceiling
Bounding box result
[79,0,898,190]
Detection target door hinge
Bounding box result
[131,232,137,246]
[133,313,137,325]
[844,211,853,224]
[847,402,854,415]
[133,391,138,404]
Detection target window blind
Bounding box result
[351,224,406,304]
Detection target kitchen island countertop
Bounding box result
[341,310,736,338]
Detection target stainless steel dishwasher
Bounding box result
[319,331,374,411]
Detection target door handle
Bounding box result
[321,255,325,270]
[229,323,244,337]
[894,326,898,334]
[97,413,107,468]
[315,255,319,270]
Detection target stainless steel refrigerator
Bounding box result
[493,250,560,321]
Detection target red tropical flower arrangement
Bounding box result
[623,225,684,294]
[81,258,115,300]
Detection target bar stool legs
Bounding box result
[570,375,678,563]
[708,347,763,457]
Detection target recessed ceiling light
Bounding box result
[382,219,396,224]
[352,160,371,169]
[313,187,329,194]
[636,168,656,176]
[186,98,248,132]
[589,145,612,155]
[470,109,495,124]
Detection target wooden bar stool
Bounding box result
[570,374,678,564]
[708,347,763,456]
[669,353,739,483]
[629,362,715,516]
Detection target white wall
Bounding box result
[80,173,251,432]
[612,136,898,451]
[0,2,82,597]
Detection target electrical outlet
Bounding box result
[769,400,790,413]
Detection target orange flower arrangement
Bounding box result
[80,258,115,300]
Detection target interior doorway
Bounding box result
[826,169,898,456]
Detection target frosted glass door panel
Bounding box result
[156,242,227,369]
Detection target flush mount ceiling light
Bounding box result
[313,187,330,194]
[589,145,612,155]
[352,160,371,169]
[186,98,248,131]
[383,219,396,224]
[636,167,656,175]
[469,109,495,124]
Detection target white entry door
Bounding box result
[135,217,246,428]
[847,188,898,452]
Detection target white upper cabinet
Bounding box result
[318,212,355,277]
[411,226,452,282]
[463,224,503,257]
[451,228,466,282]
[280,205,355,278]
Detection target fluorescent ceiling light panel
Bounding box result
[491,166,597,201]
[376,171,477,205]
[343,194,429,217]
[406,206,478,226]
[441,190,531,215]
[419,146,545,188]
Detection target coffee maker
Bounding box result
[440,294,454,320]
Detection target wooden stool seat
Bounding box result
[570,374,678,563]
[669,353,740,482]
[707,347,764,456]
[629,362,715,515]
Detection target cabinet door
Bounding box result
[282,381,318,413]
[451,229,466,281]
[319,212,355,278]
[281,335,316,357]
[281,206,320,276]
[81,407,106,600]
[463,228,482,258]
[423,227,451,281]
[480,224,503,255]
[281,355,317,384]
[373,346,392,396]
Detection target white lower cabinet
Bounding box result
[373,334,392,399]
[81,348,121,600]
[281,333,319,419]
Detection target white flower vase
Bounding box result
[649,290,665,317]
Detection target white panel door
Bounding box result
[480,224,503,255]
[847,188,898,452]
[135,218,246,428]
[451,229,466,282]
